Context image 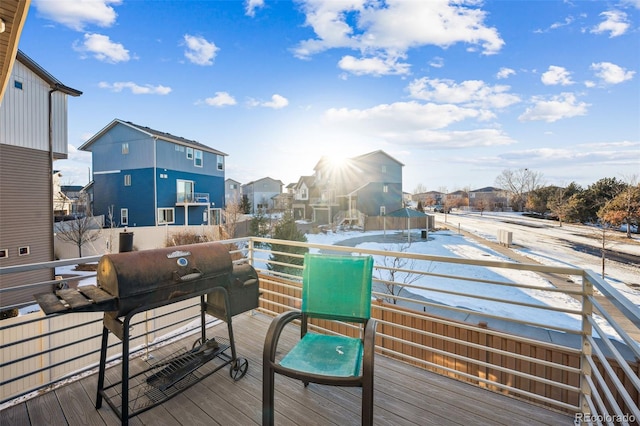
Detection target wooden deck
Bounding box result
[1,312,573,425]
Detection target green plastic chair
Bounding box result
[262,253,376,425]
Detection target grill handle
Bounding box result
[173,268,203,282]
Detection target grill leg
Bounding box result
[96,326,109,409]
[121,315,132,426]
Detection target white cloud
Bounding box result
[621,0,640,9]
[293,1,504,76]
[73,33,130,63]
[324,101,514,148]
[33,0,120,31]
[325,101,486,131]
[591,10,630,37]
[247,94,289,109]
[203,92,237,107]
[245,0,265,17]
[429,57,444,68]
[590,62,635,84]
[183,35,219,66]
[541,66,574,86]
[407,77,521,109]
[98,81,172,95]
[519,93,589,123]
[496,67,515,79]
[338,55,410,76]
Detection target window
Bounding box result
[217,155,224,171]
[194,149,203,167]
[18,246,30,256]
[124,174,131,186]
[177,180,194,203]
[383,184,388,193]
[229,183,237,189]
[186,147,194,160]
[381,165,387,173]
[122,143,129,154]
[14,80,23,90]
[380,206,386,216]
[121,208,129,225]
[158,208,175,224]
[0,249,8,258]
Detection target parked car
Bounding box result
[433,205,450,213]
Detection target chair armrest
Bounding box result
[263,310,302,363]
[362,318,377,376]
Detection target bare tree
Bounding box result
[413,183,427,194]
[598,176,639,238]
[223,201,243,239]
[495,168,545,211]
[547,187,573,227]
[475,198,488,216]
[374,244,425,304]
[55,215,101,258]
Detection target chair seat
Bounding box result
[280,333,363,377]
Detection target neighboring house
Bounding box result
[53,171,72,216]
[413,191,444,208]
[61,184,88,216]
[225,178,242,207]
[446,190,469,209]
[242,177,283,214]
[469,186,509,211]
[292,176,313,220]
[0,50,82,308]
[306,150,403,225]
[80,119,227,227]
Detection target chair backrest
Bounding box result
[301,253,374,322]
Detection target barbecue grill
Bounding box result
[34,242,259,426]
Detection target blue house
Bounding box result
[80,119,227,227]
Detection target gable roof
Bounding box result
[243,176,284,187]
[471,186,502,193]
[79,119,227,156]
[313,149,404,171]
[16,50,82,97]
[351,150,404,166]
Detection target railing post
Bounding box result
[580,274,594,422]
[247,238,254,266]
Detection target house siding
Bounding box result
[85,121,226,227]
[94,168,156,227]
[0,59,68,157]
[0,145,54,307]
[356,182,403,216]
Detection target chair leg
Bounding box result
[262,363,275,426]
[362,374,374,425]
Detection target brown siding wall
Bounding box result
[0,144,54,308]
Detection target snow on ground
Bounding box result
[306,229,625,338]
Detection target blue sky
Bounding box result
[17,0,640,193]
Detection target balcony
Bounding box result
[176,192,210,206]
[1,238,638,425]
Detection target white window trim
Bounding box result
[121,208,129,225]
[158,208,175,224]
[124,174,131,186]
[194,149,203,167]
[186,147,194,160]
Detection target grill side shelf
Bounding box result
[34,285,117,314]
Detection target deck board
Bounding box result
[1,312,573,425]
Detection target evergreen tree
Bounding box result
[240,195,252,214]
[268,211,308,276]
